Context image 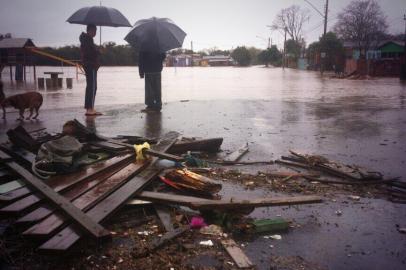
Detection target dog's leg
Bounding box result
[33,107,40,119]
[17,109,24,121]
[26,107,34,120]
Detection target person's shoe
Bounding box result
[141,107,155,113]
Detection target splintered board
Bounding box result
[39,131,180,252]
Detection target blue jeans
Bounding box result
[84,66,97,109]
[145,73,162,109]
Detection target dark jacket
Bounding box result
[138,52,166,77]
[79,32,99,68]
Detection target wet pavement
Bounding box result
[1,67,406,269]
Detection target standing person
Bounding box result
[138,51,166,112]
[80,24,102,116]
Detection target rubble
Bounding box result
[0,122,404,269]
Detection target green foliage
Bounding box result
[169,48,193,55]
[34,43,138,66]
[258,45,283,67]
[306,32,344,70]
[231,46,252,66]
[285,39,302,59]
[247,47,261,65]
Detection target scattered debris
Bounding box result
[269,234,282,240]
[221,239,254,268]
[199,240,214,246]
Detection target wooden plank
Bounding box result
[0,187,32,203]
[137,191,212,207]
[168,138,223,154]
[144,149,184,162]
[221,239,254,269]
[224,143,249,162]
[154,205,174,232]
[23,162,147,237]
[0,179,24,194]
[190,195,323,210]
[103,139,184,162]
[16,157,134,224]
[39,131,179,251]
[137,191,322,210]
[0,154,133,206]
[148,226,188,251]
[0,150,109,239]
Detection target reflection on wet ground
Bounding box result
[1,67,406,270]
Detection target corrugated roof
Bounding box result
[0,38,35,49]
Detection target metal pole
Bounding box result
[99,26,102,46]
[191,41,193,67]
[283,28,287,69]
[321,0,328,75]
[268,38,270,49]
[401,14,406,81]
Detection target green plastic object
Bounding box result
[252,218,289,233]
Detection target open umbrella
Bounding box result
[124,17,186,52]
[67,5,132,45]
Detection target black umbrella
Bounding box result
[67,5,131,45]
[125,17,186,52]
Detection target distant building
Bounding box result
[343,40,405,76]
[0,37,37,81]
[200,55,234,66]
[379,41,404,60]
[166,54,234,67]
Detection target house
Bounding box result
[379,41,404,59]
[0,37,37,81]
[201,55,234,66]
[342,40,405,76]
[166,54,191,67]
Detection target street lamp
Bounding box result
[256,35,271,49]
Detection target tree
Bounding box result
[285,39,302,59]
[207,47,230,56]
[333,0,388,58]
[307,32,344,71]
[258,45,283,67]
[248,47,261,65]
[231,46,251,66]
[258,49,272,67]
[272,5,310,42]
[319,32,344,70]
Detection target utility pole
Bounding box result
[401,14,406,81]
[320,0,329,75]
[283,27,287,69]
[191,41,193,67]
[268,37,270,49]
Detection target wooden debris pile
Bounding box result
[0,122,324,269]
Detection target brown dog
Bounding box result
[0,82,43,120]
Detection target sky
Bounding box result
[0,0,404,51]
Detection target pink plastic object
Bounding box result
[190,216,207,229]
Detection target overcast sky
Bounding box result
[0,0,404,51]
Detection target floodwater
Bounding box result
[2,66,406,109]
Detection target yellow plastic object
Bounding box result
[134,142,151,162]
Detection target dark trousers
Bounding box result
[145,73,162,109]
[84,66,97,109]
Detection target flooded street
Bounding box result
[2,66,406,177]
[1,67,406,270]
[2,66,406,107]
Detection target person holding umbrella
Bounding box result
[67,5,132,116]
[80,24,101,116]
[125,17,186,112]
[138,50,166,112]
